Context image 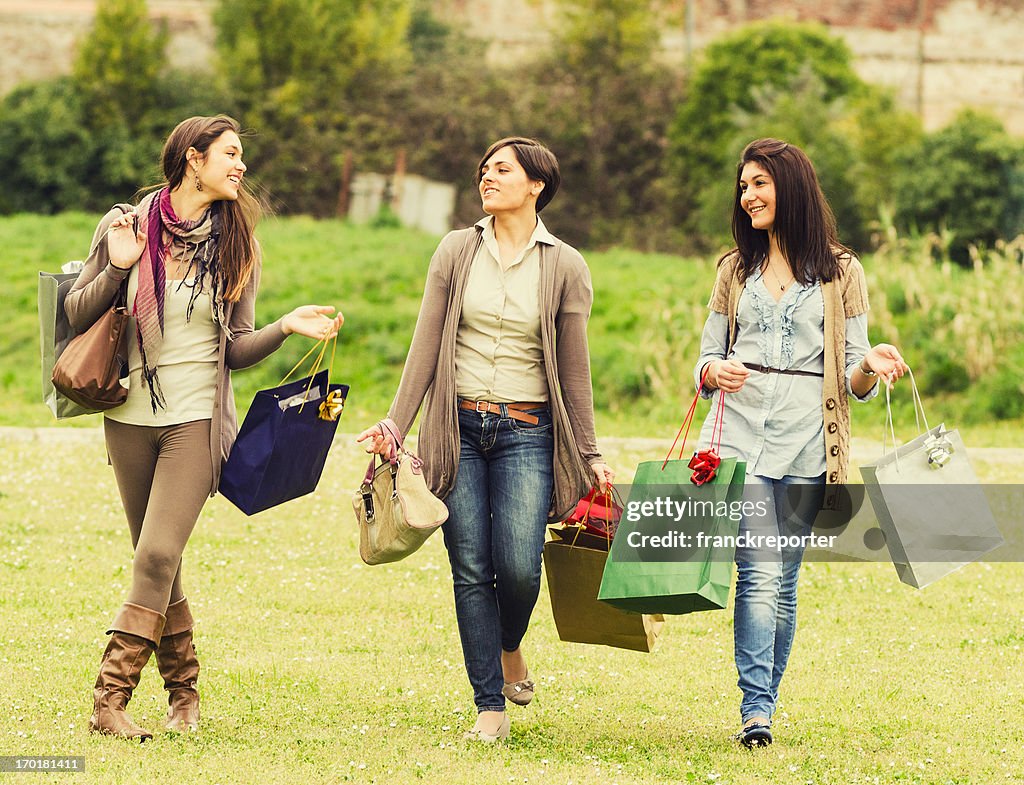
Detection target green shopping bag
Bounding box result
[597,456,745,614]
[599,374,746,614]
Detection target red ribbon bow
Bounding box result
[688,449,721,485]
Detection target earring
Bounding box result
[194,172,203,192]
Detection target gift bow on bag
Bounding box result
[597,368,745,615]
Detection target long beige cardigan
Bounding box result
[388,225,602,521]
[707,251,870,510]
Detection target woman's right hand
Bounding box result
[356,419,400,459]
[106,211,146,270]
[705,359,750,393]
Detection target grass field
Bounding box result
[1,214,1023,783]
[1,427,1022,785]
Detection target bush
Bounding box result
[0,79,98,214]
[892,110,1024,265]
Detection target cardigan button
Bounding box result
[827,422,838,434]
[825,398,836,410]
[829,471,838,482]
[830,445,840,456]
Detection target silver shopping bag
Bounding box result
[38,261,93,419]
[859,373,1003,588]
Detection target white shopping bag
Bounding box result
[859,372,1003,588]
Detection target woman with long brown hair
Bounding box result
[66,115,342,741]
[693,138,908,747]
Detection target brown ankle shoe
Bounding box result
[89,603,165,741]
[156,598,200,732]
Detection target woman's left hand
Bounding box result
[282,305,344,339]
[863,343,910,386]
[590,462,615,494]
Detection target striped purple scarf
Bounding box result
[133,188,219,413]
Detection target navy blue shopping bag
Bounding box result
[219,367,349,515]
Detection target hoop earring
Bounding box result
[194,172,203,192]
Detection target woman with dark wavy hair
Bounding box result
[66,115,342,741]
[693,138,908,748]
[357,136,614,742]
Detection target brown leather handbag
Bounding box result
[51,283,130,411]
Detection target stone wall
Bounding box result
[2,0,1022,133]
[0,0,215,95]
[437,0,1024,134]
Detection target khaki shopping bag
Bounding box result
[543,525,664,652]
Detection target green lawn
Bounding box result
[1,213,1022,782]
[0,428,1022,784]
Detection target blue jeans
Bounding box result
[442,405,554,713]
[733,473,825,724]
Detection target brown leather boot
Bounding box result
[156,597,200,732]
[89,602,165,741]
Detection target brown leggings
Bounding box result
[103,418,214,614]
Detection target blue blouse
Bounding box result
[693,270,877,479]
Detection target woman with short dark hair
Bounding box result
[66,115,342,741]
[694,138,908,748]
[358,136,613,742]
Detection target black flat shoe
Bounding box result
[739,721,773,748]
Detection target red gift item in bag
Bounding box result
[565,487,623,539]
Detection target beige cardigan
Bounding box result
[64,207,288,495]
[707,251,869,510]
[388,225,602,521]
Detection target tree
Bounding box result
[507,0,682,249]
[385,2,517,226]
[689,69,921,252]
[72,0,169,130]
[214,0,412,214]
[666,21,863,250]
[892,109,1024,263]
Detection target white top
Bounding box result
[454,215,553,403]
[105,268,219,427]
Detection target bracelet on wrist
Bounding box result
[859,359,876,377]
